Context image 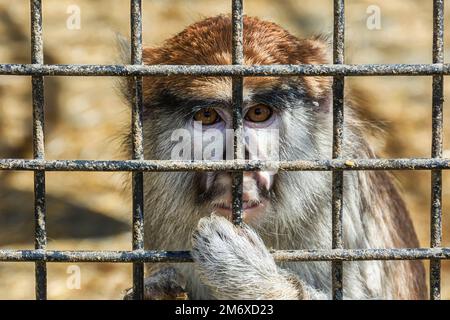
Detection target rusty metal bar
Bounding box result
[1,158,450,172]
[231,0,244,226]
[2,63,450,77]
[332,0,345,300]
[430,0,444,301]
[130,0,144,300]
[30,0,47,301]
[0,248,449,263]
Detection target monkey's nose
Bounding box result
[243,171,273,192]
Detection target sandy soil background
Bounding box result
[0,0,449,299]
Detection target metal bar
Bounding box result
[231,0,244,226]
[2,63,450,77]
[1,158,450,172]
[30,0,47,301]
[332,0,345,300]
[130,0,144,300]
[430,0,444,301]
[0,248,449,263]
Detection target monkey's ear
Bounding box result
[115,33,160,64]
[114,35,160,106]
[300,35,332,65]
[114,33,132,104]
[295,36,333,104]
[115,32,131,64]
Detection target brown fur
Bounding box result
[363,169,427,299]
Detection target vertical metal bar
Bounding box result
[130,0,144,300]
[430,0,444,301]
[231,0,244,226]
[30,0,47,300]
[332,0,345,300]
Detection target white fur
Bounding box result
[191,215,300,299]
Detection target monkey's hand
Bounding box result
[123,267,188,300]
[191,215,311,300]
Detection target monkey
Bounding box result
[122,15,426,300]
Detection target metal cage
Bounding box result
[0,0,449,300]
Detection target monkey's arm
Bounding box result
[191,215,327,300]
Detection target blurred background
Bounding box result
[0,0,449,299]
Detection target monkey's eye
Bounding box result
[193,108,221,125]
[245,104,273,123]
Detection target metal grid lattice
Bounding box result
[0,0,449,300]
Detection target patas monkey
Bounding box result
[123,15,426,300]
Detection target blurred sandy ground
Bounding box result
[0,0,449,299]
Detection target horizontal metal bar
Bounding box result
[0,158,449,172]
[0,63,449,77]
[0,248,448,263]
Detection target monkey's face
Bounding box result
[144,85,285,224]
[139,15,331,226]
[191,99,280,224]
[143,79,329,225]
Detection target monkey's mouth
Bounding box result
[211,199,268,221]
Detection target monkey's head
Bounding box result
[136,15,333,227]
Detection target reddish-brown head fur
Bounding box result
[142,15,331,104]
